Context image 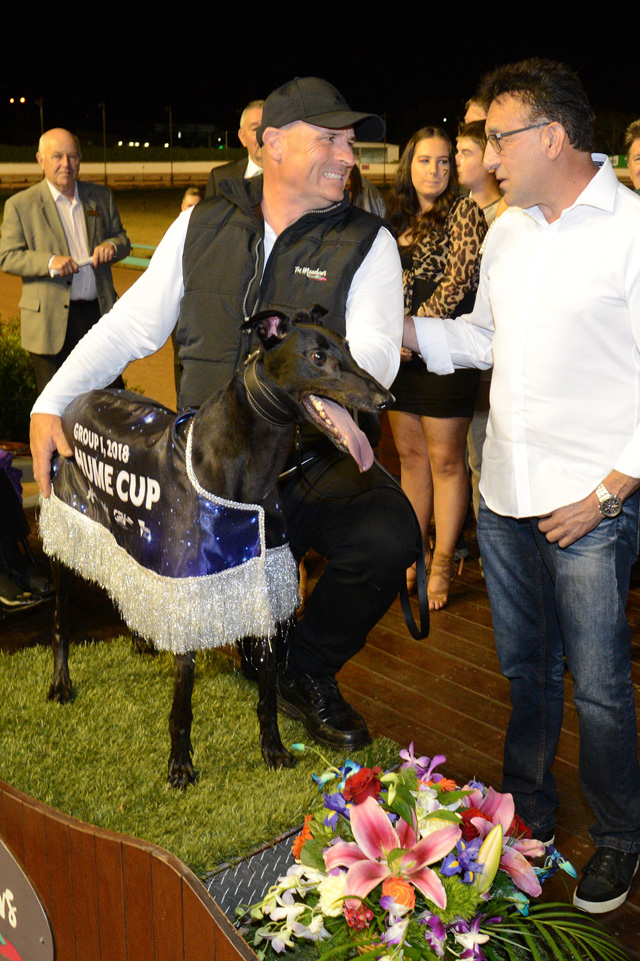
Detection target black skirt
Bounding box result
[391,354,480,418]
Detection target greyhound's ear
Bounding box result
[291,304,328,327]
[241,310,291,348]
[308,304,328,325]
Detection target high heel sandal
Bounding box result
[406,548,431,596]
[428,550,463,610]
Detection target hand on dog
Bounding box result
[30,413,73,498]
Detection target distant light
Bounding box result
[164,142,169,148]
[20,97,26,104]
[9,98,14,104]
[443,117,447,122]
[118,141,123,147]
[134,142,140,147]
[144,142,150,148]
[128,141,134,147]
[177,131,182,139]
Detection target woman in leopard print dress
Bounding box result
[387,127,487,609]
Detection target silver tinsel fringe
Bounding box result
[39,493,300,654]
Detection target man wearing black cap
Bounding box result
[30,77,417,752]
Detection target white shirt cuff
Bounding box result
[414,316,455,375]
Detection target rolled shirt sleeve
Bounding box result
[345,226,403,389]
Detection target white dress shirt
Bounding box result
[33,206,403,416]
[46,181,98,301]
[245,157,262,179]
[413,156,640,518]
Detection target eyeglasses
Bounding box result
[486,122,549,153]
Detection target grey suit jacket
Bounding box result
[204,158,249,199]
[0,178,130,354]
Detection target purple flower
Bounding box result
[421,913,447,958]
[467,779,486,793]
[441,837,483,884]
[451,916,490,960]
[399,743,446,781]
[323,791,350,829]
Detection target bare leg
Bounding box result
[48,560,74,703]
[388,410,433,590]
[168,651,196,788]
[421,415,472,609]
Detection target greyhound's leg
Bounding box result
[256,628,295,769]
[48,561,74,703]
[131,632,157,656]
[168,651,197,788]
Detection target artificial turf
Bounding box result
[0,637,399,877]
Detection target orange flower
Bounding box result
[292,814,313,860]
[434,778,457,792]
[382,876,416,909]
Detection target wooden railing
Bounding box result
[0,778,255,961]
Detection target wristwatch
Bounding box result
[595,482,622,518]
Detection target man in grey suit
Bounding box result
[0,128,130,392]
[204,100,264,198]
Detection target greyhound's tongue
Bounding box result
[319,397,374,472]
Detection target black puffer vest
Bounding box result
[175,176,384,407]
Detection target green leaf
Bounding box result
[521,928,544,961]
[422,809,461,823]
[299,838,327,872]
[432,788,472,805]
[536,921,581,961]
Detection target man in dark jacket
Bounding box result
[204,100,264,198]
[31,78,417,752]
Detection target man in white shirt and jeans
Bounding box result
[404,58,640,914]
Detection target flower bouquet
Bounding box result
[238,744,628,961]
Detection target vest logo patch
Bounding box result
[294,265,327,282]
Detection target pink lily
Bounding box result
[324,796,461,910]
[461,788,545,897]
[460,785,515,831]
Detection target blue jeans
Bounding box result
[477,495,640,852]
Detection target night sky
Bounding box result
[2,3,636,151]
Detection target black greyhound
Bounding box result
[42,307,394,788]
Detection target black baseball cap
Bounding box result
[256,77,385,145]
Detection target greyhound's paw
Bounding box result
[47,677,73,704]
[262,743,296,769]
[167,756,197,790]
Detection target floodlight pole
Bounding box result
[167,105,174,187]
[98,102,107,185]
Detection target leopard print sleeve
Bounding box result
[414,196,487,319]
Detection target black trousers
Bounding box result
[279,449,418,678]
[30,299,125,395]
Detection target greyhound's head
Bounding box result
[241,306,395,472]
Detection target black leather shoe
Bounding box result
[277,673,371,750]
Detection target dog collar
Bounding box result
[243,354,296,427]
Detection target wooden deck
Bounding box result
[3,508,640,956]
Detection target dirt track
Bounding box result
[1,264,177,411]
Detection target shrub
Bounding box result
[0,315,37,442]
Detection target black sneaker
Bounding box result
[277,674,371,751]
[573,847,639,913]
